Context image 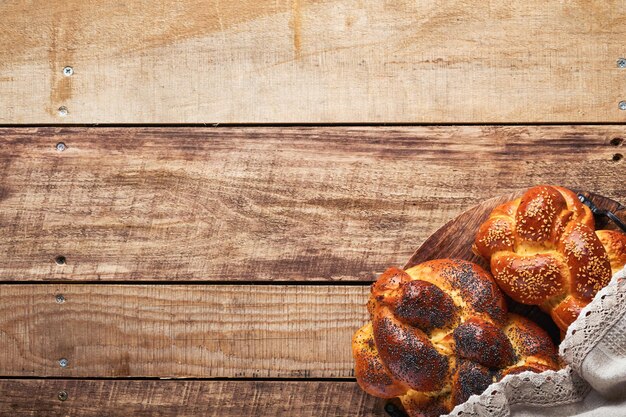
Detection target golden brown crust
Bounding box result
[514,185,570,244]
[547,296,586,334]
[499,363,555,377]
[473,209,515,261]
[392,280,459,331]
[352,323,406,398]
[490,252,566,304]
[353,260,560,417]
[399,391,450,417]
[453,318,515,368]
[596,230,626,274]
[450,360,493,406]
[406,259,508,325]
[552,186,594,228]
[497,313,560,378]
[474,185,622,331]
[371,267,411,302]
[558,222,611,301]
[504,314,558,366]
[372,306,449,392]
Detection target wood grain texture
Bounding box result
[0,380,386,417]
[0,126,624,282]
[0,284,368,378]
[1,1,626,123]
[405,191,522,270]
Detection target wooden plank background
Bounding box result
[1,1,626,123]
[0,126,623,415]
[0,380,385,417]
[0,126,623,282]
[3,1,626,414]
[0,285,367,378]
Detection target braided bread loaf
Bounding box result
[473,185,626,331]
[353,260,559,417]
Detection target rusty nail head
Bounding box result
[58,390,68,401]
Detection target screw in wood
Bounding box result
[620,101,626,111]
[58,106,68,117]
[618,58,626,69]
[56,142,66,152]
[57,391,68,401]
[59,358,69,368]
[55,255,66,265]
[55,294,65,304]
[63,66,73,76]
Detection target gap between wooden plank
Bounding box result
[0,376,356,382]
[3,122,626,127]
[0,280,371,286]
[0,379,386,417]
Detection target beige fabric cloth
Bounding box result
[444,266,626,417]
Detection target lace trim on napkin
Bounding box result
[559,266,626,373]
[444,266,626,417]
[444,367,589,417]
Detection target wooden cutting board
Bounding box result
[404,190,626,343]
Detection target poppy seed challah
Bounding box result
[352,260,559,417]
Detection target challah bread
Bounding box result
[473,185,626,332]
[353,260,559,417]
[596,230,626,274]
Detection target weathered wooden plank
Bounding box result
[0,379,386,417]
[0,285,369,378]
[1,1,625,123]
[0,126,623,281]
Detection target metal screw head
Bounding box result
[56,142,66,152]
[57,391,68,401]
[618,58,626,69]
[59,358,69,368]
[55,294,65,304]
[620,101,626,111]
[55,255,66,265]
[63,66,73,76]
[58,106,68,117]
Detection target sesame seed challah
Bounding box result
[473,185,626,332]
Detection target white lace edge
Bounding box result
[444,266,626,417]
[444,367,590,417]
[559,266,626,373]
